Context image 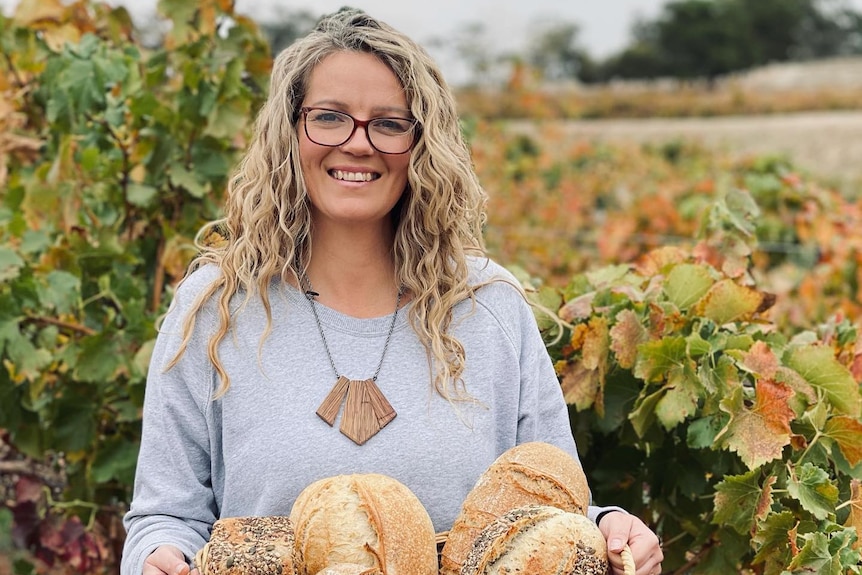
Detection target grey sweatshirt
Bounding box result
[121,257,613,575]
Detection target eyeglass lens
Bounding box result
[303,108,416,154]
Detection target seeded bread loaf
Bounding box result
[439,442,591,575]
[194,516,297,575]
[461,505,608,575]
[289,473,437,575]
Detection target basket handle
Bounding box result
[620,544,636,575]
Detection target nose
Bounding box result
[340,123,375,155]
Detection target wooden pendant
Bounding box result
[316,376,396,445]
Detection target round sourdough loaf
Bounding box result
[289,473,437,575]
[440,442,591,575]
[460,505,608,575]
[314,564,383,575]
[194,516,297,575]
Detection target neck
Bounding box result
[304,223,402,318]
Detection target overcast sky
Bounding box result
[2,0,664,54]
[4,0,862,83]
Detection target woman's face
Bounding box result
[299,51,412,229]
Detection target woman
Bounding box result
[121,8,663,575]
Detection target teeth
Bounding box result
[331,170,376,182]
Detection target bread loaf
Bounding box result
[313,564,383,575]
[461,505,608,575]
[194,516,297,575]
[440,442,591,575]
[289,473,437,575]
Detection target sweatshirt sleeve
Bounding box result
[121,273,219,575]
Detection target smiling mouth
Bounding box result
[329,169,381,182]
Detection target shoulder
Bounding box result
[462,257,537,342]
[466,256,525,304]
[176,263,223,298]
[466,256,521,289]
[163,263,223,321]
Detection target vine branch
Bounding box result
[23,315,96,336]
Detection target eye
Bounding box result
[371,118,415,135]
[307,109,348,125]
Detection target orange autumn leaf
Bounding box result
[789,522,800,557]
[824,416,862,467]
[717,379,795,469]
[559,360,600,412]
[634,246,690,277]
[756,475,778,528]
[581,316,609,372]
[610,309,648,369]
[742,340,779,379]
[695,279,772,325]
[13,0,65,26]
[569,323,589,351]
[844,479,862,550]
[559,292,595,323]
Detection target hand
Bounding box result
[143,545,197,575]
[598,511,663,575]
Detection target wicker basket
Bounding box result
[434,531,636,575]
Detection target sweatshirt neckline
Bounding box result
[281,281,410,336]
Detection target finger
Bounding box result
[144,546,191,575]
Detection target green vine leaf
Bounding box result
[36,270,80,314]
[786,528,859,575]
[654,357,699,430]
[662,262,714,310]
[785,345,862,417]
[787,462,839,520]
[633,335,687,383]
[713,468,774,535]
[752,510,796,570]
[0,246,24,281]
[629,387,664,438]
[823,416,862,467]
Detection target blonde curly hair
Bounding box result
[168,8,488,402]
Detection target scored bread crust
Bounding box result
[313,563,383,575]
[440,442,591,575]
[461,505,608,575]
[290,473,438,575]
[194,516,297,575]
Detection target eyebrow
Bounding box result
[307,100,412,117]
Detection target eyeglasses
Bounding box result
[300,107,418,155]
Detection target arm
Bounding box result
[122,276,219,575]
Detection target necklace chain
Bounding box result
[302,274,403,382]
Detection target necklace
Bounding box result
[303,274,403,445]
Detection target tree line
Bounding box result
[254,0,862,85]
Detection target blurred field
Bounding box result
[506,110,862,194]
[456,58,862,195]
